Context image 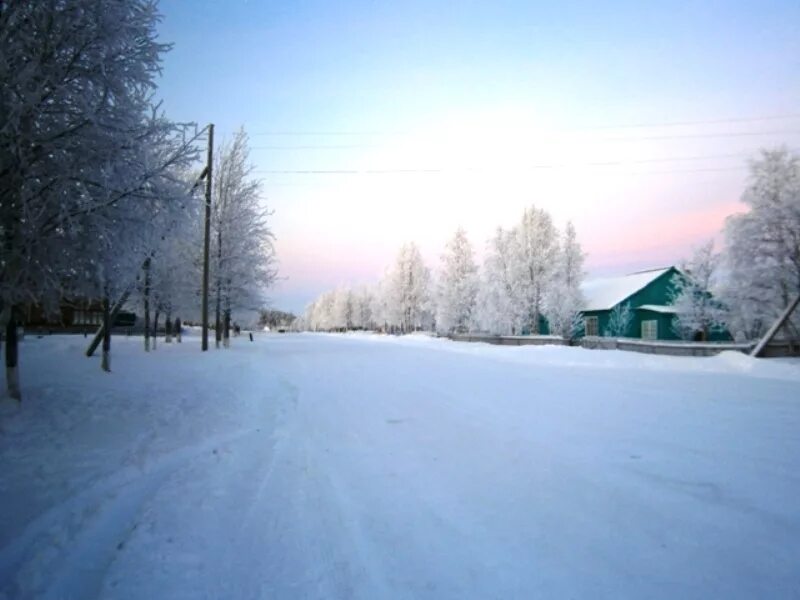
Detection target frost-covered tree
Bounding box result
[436,228,479,334]
[309,291,336,332]
[386,243,432,332]
[369,277,391,332]
[512,206,559,334]
[211,129,277,347]
[477,227,521,335]
[258,308,297,331]
[351,286,374,330]
[545,221,586,339]
[670,241,726,341]
[330,287,354,331]
[604,302,632,337]
[477,207,559,335]
[0,0,199,397]
[721,148,800,340]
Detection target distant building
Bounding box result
[21,299,136,331]
[579,267,729,341]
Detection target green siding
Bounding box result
[581,309,613,336]
[624,267,681,309]
[635,309,679,340]
[552,266,733,341]
[579,268,682,340]
[520,315,551,336]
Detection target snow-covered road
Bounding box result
[2,333,799,599]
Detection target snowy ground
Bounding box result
[1,332,799,599]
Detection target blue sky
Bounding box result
[156,0,800,313]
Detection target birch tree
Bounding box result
[721,148,800,340]
[545,221,586,338]
[0,0,198,398]
[436,228,479,334]
[512,206,559,334]
[477,227,521,335]
[605,302,633,337]
[670,241,726,341]
[211,129,278,347]
[386,243,432,332]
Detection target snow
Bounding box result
[637,304,678,314]
[2,333,800,599]
[582,267,672,311]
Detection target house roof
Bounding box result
[636,304,677,314]
[581,267,673,312]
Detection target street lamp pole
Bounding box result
[201,123,214,351]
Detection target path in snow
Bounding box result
[1,333,799,599]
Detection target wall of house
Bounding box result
[520,315,550,336]
[581,309,612,336]
[625,268,680,309]
[583,269,681,339]
[532,268,733,341]
[634,309,680,340]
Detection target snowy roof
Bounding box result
[581,268,673,312]
[636,304,677,314]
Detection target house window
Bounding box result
[641,320,658,340]
[74,310,101,325]
[584,316,599,336]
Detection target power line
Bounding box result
[229,112,800,138]
[604,129,800,142]
[251,144,380,150]
[252,150,781,176]
[247,128,800,151]
[563,112,800,132]
[257,164,748,186]
[254,165,750,176]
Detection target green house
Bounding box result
[580,267,685,340]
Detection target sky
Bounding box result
[155,0,800,313]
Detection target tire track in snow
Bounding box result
[284,355,394,599]
[0,427,261,600]
[237,378,301,532]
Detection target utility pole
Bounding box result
[202,123,214,351]
[751,294,800,357]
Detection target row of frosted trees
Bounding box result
[0,2,276,400]
[137,129,276,352]
[668,148,800,342]
[301,206,587,337]
[300,147,800,343]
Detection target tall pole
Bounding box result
[202,123,214,351]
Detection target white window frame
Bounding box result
[641,319,658,340]
[584,316,599,336]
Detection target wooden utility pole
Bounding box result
[5,308,20,401]
[202,123,214,351]
[101,295,111,372]
[86,125,214,356]
[215,222,222,349]
[86,287,132,357]
[751,294,800,357]
[143,256,151,352]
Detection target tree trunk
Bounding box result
[153,310,159,350]
[5,310,20,401]
[215,282,221,349]
[216,220,222,349]
[165,312,172,343]
[144,258,151,352]
[223,308,231,348]
[176,317,182,343]
[101,295,111,372]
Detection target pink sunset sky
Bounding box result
[156,1,800,312]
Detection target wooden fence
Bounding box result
[446,333,777,357]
